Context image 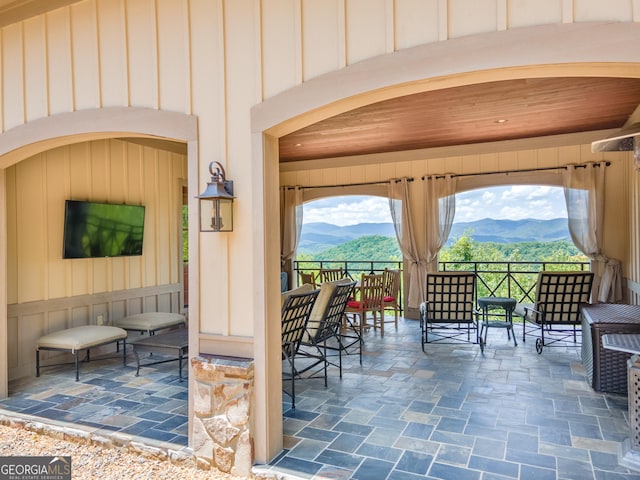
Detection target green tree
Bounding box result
[438,231,588,300]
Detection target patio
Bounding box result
[0,316,639,479]
[262,316,640,480]
[0,347,189,446]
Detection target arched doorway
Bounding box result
[252,23,640,461]
[0,107,198,422]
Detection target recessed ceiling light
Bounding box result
[495,119,508,124]
[295,143,303,147]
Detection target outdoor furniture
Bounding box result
[36,325,128,381]
[477,296,517,353]
[281,289,320,409]
[319,267,346,283]
[298,271,317,288]
[382,268,401,329]
[345,273,386,337]
[298,280,357,381]
[516,271,593,354]
[582,303,640,394]
[420,272,478,349]
[114,312,186,336]
[602,333,640,471]
[129,328,189,381]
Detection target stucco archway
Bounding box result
[252,22,640,462]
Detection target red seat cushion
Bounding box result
[384,296,395,302]
[347,300,362,308]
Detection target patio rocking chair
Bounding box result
[420,272,479,350]
[281,289,319,409]
[515,270,594,354]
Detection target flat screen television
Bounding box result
[63,200,146,259]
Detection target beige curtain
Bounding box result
[425,175,457,266]
[563,162,622,302]
[388,178,424,309]
[280,186,303,267]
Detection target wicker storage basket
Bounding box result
[582,304,640,394]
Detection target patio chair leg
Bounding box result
[290,355,296,409]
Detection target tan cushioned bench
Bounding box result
[114,312,186,335]
[36,325,128,381]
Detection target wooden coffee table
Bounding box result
[129,329,188,381]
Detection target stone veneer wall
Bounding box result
[191,354,254,477]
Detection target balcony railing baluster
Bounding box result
[293,259,589,312]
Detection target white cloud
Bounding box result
[303,186,566,226]
[456,185,565,223]
[303,195,391,226]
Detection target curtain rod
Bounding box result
[285,177,414,190]
[420,161,611,181]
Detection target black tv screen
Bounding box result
[63,200,146,259]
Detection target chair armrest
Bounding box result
[522,304,544,323]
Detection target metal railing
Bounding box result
[440,260,590,303]
[294,260,403,280]
[294,259,590,309]
[293,259,405,313]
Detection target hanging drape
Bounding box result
[388,178,424,309]
[563,162,622,302]
[280,186,303,267]
[388,175,456,309]
[425,174,457,268]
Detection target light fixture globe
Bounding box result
[592,122,640,170]
[197,161,235,232]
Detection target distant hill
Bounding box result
[448,218,570,244]
[298,222,396,253]
[298,218,570,254]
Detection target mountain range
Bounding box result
[298,218,571,254]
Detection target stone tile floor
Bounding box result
[261,317,640,480]
[2,317,640,480]
[0,346,188,445]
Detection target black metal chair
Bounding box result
[298,281,357,382]
[516,271,594,354]
[281,289,319,409]
[420,272,478,350]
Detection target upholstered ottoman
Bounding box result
[114,312,186,335]
[36,325,128,381]
[582,304,640,394]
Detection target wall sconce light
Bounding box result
[197,161,235,232]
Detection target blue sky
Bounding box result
[303,185,566,226]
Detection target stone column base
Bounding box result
[191,354,254,477]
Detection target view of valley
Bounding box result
[297,218,586,263]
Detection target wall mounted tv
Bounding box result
[63,200,146,259]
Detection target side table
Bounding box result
[602,333,640,472]
[477,296,517,353]
[128,329,189,381]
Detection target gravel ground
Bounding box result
[0,424,249,480]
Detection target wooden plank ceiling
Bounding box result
[279,77,640,163]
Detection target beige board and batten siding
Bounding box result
[0,0,639,464]
[5,139,186,381]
